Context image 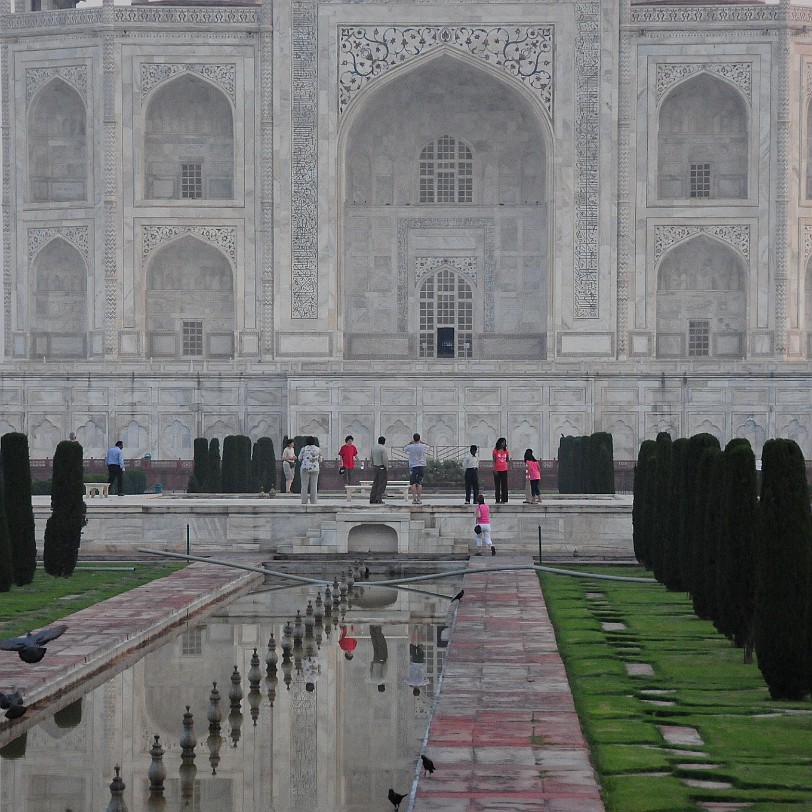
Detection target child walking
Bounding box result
[474,494,495,555]
[524,449,541,504]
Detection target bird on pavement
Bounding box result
[388,788,407,810]
[0,688,27,720]
[450,589,464,602]
[0,624,67,664]
[421,753,436,776]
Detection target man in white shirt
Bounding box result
[105,440,125,496]
[403,433,429,504]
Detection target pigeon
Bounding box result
[421,753,435,776]
[450,589,464,602]
[0,688,27,720]
[0,624,67,664]
[388,788,407,811]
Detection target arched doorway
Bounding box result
[418,267,473,358]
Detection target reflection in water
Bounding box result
[0,579,457,811]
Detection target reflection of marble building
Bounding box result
[2,0,812,461]
[0,585,447,810]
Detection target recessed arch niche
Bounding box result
[657,72,748,200]
[28,78,87,203]
[656,234,746,358]
[143,73,234,200]
[145,235,235,358]
[341,52,551,360]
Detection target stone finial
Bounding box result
[207,682,222,730]
[228,665,243,709]
[265,633,278,673]
[247,648,262,688]
[148,735,167,796]
[314,592,324,621]
[105,766,127,812]
[293,610,304,644]
[179,706,196,760]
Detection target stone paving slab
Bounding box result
[413,557,605,812]
[0,559,261,745]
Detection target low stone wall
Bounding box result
[31,494,634,560]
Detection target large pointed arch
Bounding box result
[339,49,552,361]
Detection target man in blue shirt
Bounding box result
[105,440,125,496]
[403,433,429,504]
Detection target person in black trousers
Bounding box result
[462,444,480,504]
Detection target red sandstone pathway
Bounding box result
[0,560,261,744]
[413,556,606,812]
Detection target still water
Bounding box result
[0,574,459,811]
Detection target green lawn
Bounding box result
[540,567,812,812]
[0,563,184,639]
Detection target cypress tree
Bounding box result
[206,438,222,493]
[221,435,238,493]
[252,437,276,492]
[632,439,656,568]
[1,432,37,585]
[43,440,86,577]
[0,473,13,593]
[188,437,209,493]
[557,436,573,493]
[236,435,253,492]
[680,433,720,597]
[651,432,672,584]
[753,438,811,700]
[589,432,615,494]
[694,447,724,622]
[716,440,757,661]
[662,437,688,591]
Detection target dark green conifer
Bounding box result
[42,440,86,577]
[1,432,37,585]
[651,432,672,583]
[206,438,222,493]
[188,437,209,493]
[632,439,656,568]
[662,437,688,591]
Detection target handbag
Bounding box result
[339,466,346,475]
[474,524,482,535]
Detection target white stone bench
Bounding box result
[345,480,411,502]
[85,483,110,498]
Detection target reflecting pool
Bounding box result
[0,573,459,811]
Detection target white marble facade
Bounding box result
[1,0,811,461]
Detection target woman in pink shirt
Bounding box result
[474,494,495,555]
[492,437,510,503]
[524,449,541,504]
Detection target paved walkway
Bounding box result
[414,556,605,812]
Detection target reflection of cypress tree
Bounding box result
[694,447,724,622]
[651,432,672,584]
[1,432,37,585]
[189,437,209,493]
[206,438,222,493]
[632,440,656,568]
[680,433,720,597]
[754,438,811,699]
[662,437,687,591]
[43,441,86,577]
[716,440,756,661]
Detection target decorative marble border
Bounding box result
[115,6,258,26]
[630,4,778,24]
[415,256,477,285]
[28,226,89,265]
[801,224,812,263]
[338,25,553,118]
[397,217,494,332]
[139,63,236,106]
[1,7,101,31]
[653,224,750,263]
[655,62,751,105]
[574,2,600,319]
[141,225,237,263]
[290,0,318,319]
[26,65,87,107]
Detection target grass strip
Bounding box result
[0,563,185,638]
[540,566,812,811]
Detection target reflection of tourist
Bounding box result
[303,656,320,692]
[339,625,358,660]
[281,439,296,493]
[369,624,389,692]
[405,628,428,696]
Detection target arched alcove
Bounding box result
[347,523,398,553]
[30,237,87,358]
[144,74,234,200]
[341,52,550,360]
[807,98,812,199]
[805,258,812,355]
[656,234,746,358]
[145,235,235,358]
[28,79,87,202]
[418,268,473,358]
[658,73,748,200]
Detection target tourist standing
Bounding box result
[337,435,359,484]
[105,440,125,496]
[492,437,510,503]
[462,444,480,504]
[369,436,388,504]
[474,493,495,555]
[298,436,323,505]
[405,627,428,696]
[281,438,296,493]
[404,433,429,504]
[524,449,541,504]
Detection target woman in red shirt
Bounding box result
[492,437,510,503]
